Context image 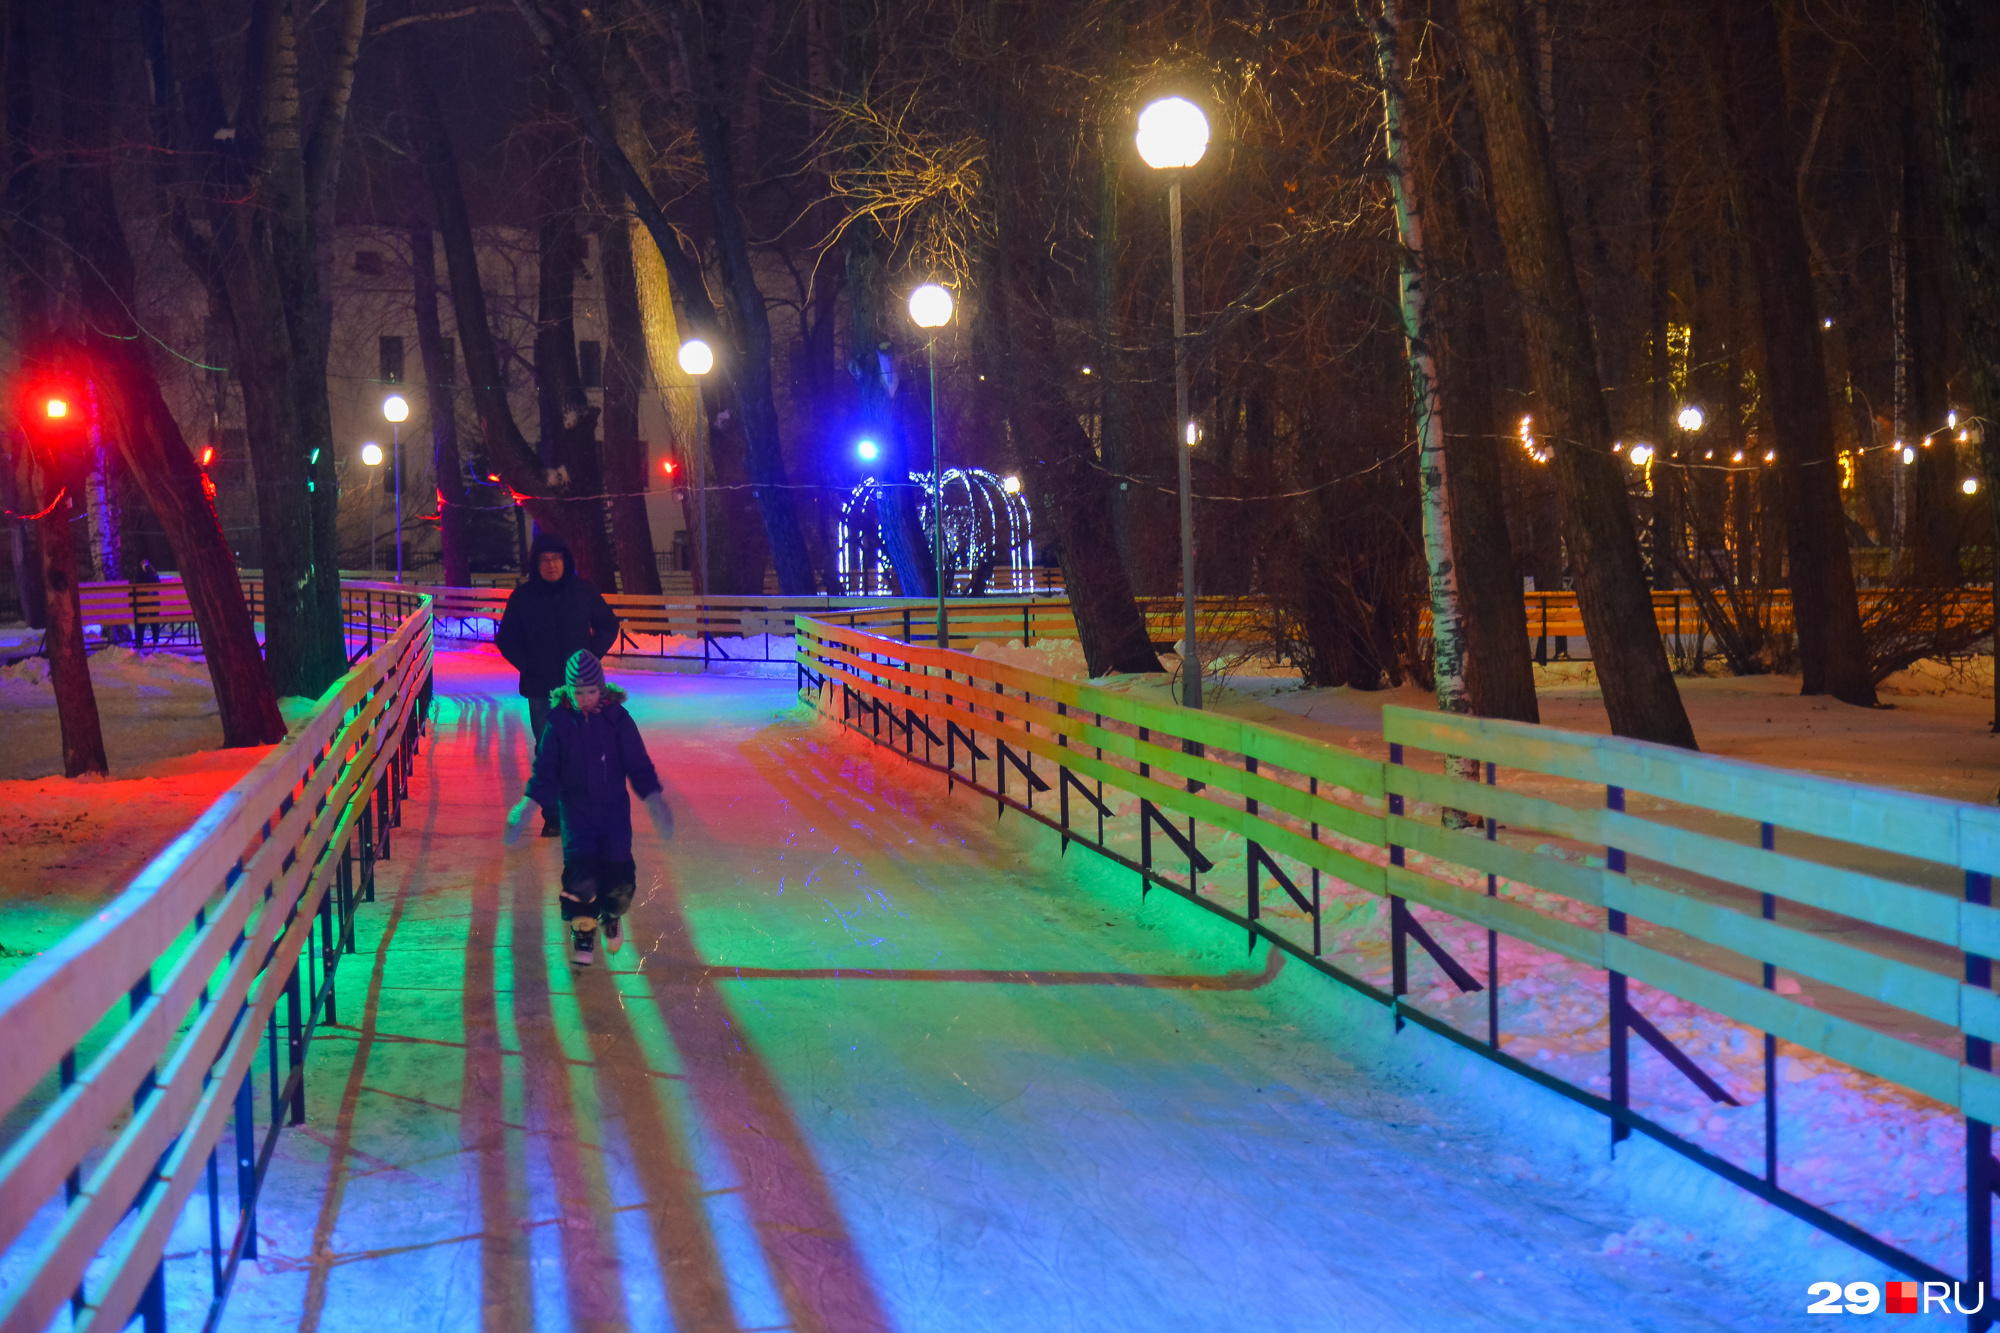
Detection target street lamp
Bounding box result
[1138,95,1209,711]
[677,339,714,594]
[360,442,384,572]
[909,282,954,648]
[383,394,410,580]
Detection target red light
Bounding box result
[661,458,677,476]
[199,445,215,467]
[44,397,67,419]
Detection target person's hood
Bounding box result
[528,531,576,587]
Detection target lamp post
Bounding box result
[383,394,410,580]
[1138,95,1210,711]
[908,283,954,648]
[360,441,385,572]
[677,339,715,595]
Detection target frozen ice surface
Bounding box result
[45,648,1915,1332]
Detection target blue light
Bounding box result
[856,439,880,462]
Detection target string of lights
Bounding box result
[1,485,67,522]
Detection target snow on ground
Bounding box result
[56,649,1940,1331]
[0,642,233,782]
[0,747,272,987]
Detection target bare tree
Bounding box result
[1457,0,1697,747]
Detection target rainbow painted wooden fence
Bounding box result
[0,589,431,1333]
[797,613,2000,1300]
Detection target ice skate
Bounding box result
[570,918,597,966]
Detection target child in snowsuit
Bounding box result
[504,650,674,965]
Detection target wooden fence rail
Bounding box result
[797,613,2000,1297]
[0,587,431,1333]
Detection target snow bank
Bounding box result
[0,646,226,782]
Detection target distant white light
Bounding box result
[1677,405,1705,433]
[1965,477,1981,495]
[856,439,880,462]
[677,339,714,376]
[908,284,954,329]
[1186,420,1200,446]
[1822,318,1833,329]
[1764,450,1776,463]
[1732,451,1745,463]
[1001,474,1022,494]
[382,394,409,423]
[1903,446,1917,465]
[1628,444,1654,466]
[1136,97,1210,170]
[360,442,384,467]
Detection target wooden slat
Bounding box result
[1383,705,2000,873]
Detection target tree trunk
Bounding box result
[1712,0,1874,705]
[840,0,935,599]
[39,464,108,777]
[1458,0,1696,747]
[531,127,618,588]
[60,80,288,746]
[412,224,472,587]
[160,0,355,699]
[599,215,662,596]
[1922,0,2000,730]
[976,14,1159,677]
[1899,27,1962,587]
[3,455,46,628]
[1374,0,1470,718]
[669,0,819,593]
[397,32,627,568]
[1419,28,1540,722]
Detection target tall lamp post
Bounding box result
[383,393,410,580]
[360,442,385,572]
[1137,96,1210,711]
[677,339,715,595]
[908,283,954,648]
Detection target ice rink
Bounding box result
[196,650,1868,1331]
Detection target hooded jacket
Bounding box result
[495,532,620,699]
[524,686,662,860]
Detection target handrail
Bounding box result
[0,586,432,1333]
[795,613,2000,1289]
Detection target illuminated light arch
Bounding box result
[837,468,1039,596]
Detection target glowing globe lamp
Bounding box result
[1136,97,1210,170]
[677,339,714,377]
[382,394,409,423]
[908,284,954,329]
[361,442,384,467]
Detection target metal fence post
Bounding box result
[1607,784,1630,1151]
[1968,869,1994,1331]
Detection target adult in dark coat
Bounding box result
[496,531,620,831]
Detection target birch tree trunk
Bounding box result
[1458,0,1698,748]
[1374,0,1468,718]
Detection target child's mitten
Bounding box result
[644,791,676,841]
[504,798,537,847]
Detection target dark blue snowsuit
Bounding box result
[525,690,662,924]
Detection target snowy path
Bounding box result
[202,649,1836,1331]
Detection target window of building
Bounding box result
[379,335,404,385]
[354,250,385,277]
[578,340,603,388]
